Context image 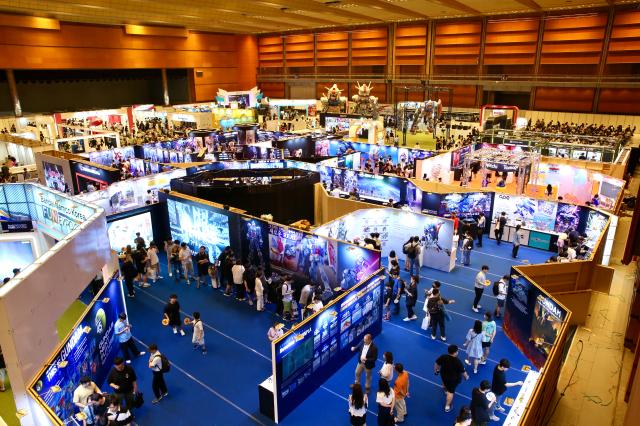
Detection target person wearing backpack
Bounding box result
[427,288,455,341]
[147,343,168,404]
[493,275,508,318]
[405,237,421,276]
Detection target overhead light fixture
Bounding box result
[72,4,107,9]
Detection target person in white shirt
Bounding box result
[351,334,378,392]
[281,276,294,320]
[147,242,161,283]
[189,312,206,355]
[255,267,265,312]
[299,283,312,319]
[494,275,508,318]
[567,245,577,261]
[348,383,368,426]
[147,343,168,404]
[512,225,523,259]
[178,243,193,284]
[105,395,134,426]
[376,378,395,424]
[472,265,490,313]
[267,321,284,341]
[73,376,101,409]
[231,260,246,301]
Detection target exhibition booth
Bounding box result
[0,183,113,426]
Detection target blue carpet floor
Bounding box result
[109,240,550,425]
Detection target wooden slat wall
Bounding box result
[395,25,427,66]
[598,88,640,114]
[534,87,595,112]
[434,21,481,65]
[438,85,477,108]
[316,32,349,67]
[608,10,640,64]
[392,85,427,101]
[351,28,388,66]
[541,14,607,64]
[484,18,539,65]
[285,34,314,68]
[260,82,285,98]
[258,35,284,68]
[349,82,387,103]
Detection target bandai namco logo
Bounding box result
[94,308,107,335]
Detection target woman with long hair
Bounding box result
[464,320,484,374]
[375,378,395,426]
[349,383,368,426]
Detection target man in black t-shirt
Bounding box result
[490,359,523,419]
[107,357,138,411]
[434,344,468,413]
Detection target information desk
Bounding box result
[259,375,275,421]
[503,370,540,426]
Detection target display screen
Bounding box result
[274,274,384,421]
[406,183,422,213]
[583,210,608,248]
[43,162,68,192]
[30,279,126,423]
[167,197,230,259]
[438,192,492,219]
[492,194,558,233]
[240,217,270,271]
[336,242,381,291]
[0,240,34,279]
[356,174,403,202]
[503,272,566,369]
[554,203,582,234]
[450,146,471,169]
[107,212,154,252]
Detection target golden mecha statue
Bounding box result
[320,84,347,113]
[351,82,379,118]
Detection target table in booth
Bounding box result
[258,375,275,421]
[488,220,555,251]
[502,370,540,426]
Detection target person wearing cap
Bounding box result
[73,376,101,410]
[267,321,284,341]
[115,313,145,364]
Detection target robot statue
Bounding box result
[351,82,379,118]
[409,98,442,134]
[320,84,347,113]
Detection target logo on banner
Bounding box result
[95,308,107,334]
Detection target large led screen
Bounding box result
[0,240,34,279]
[492,194,558,233]
[554,203,582,234]
[438,192,492,219]
[274,274,384,421]
[30,279,126,423]
[107,212,154,252]
[336,242,381,290]
[42,162,68,192]
[167,198,230,259]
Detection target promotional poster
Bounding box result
[0,240,34,278]
[450,146,471,169]
[30,278,126,423]
[503,272,566,369]
[106,212,154,251]
[492,194,558,233]
[274,275,384,421]
[584,210,609,248]
[336,242,381,291]
[357,174,403,202]
[406,183,423,213]
[554,203,582,233]
[167,197,230,259]
[43,162,68,192]
[240,217,270,272]
[438,192,492,219]
[32,186,95,239]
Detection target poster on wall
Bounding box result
[274,274,384,422]
[336,242,380,290]
[492,194,558,233]
[240,217,270,272]
[357,174,402,202]
[406,183,423,213]
[32,187,95,239]
[438,192,492,218]
[554,203,582,234]
[503,272,566,369]
[583,210,608,248]
[167,197,230,259]
[107,212,154,252]
[29,278,126,424]
[43,162,68,192]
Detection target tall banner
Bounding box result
[29,278,126,423]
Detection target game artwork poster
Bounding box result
[503,272,566,369]
[31,278,125,423]
[554,203,582,234]
[406,183,423,213]
[357,174,402,202]
[492,194,558,233]
[240,217,270,273]
[43,162,68,192]
[268,224,338,290]
[167,198,230,260]
[336,242,380,291]
[438,192,492,219]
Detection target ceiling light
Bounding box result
[72,4,107,9]
[179,15,199,19]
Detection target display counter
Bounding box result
[489,222,552,251]
[258,375,275,421]
[503,370,540,426]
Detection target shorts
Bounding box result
[442,378,460,394]
[482,341,492,348]
[182,262,194,272]
[497,299,505,308]
[350,414,366,426]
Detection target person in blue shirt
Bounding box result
[81,393,107,426]
[115,313,145,364]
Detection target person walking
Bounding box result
[107,357,138,411]
[169,240,182,281]
[393,363,409,424]
[512,224,523,258]
[472,265,490,313]
[179,243,193,284]
[255,267,265,311]
[471,380,495,426]
[164,238,173,278]
[461,232,473,266]
[427,288,455,341]
[495,212,507,244]
[463,320,484,374]
[232,259,246,301]
[392,278,405,316]
[163,294,185,336]
[494,275,508,318]
[481,312,497,365]
[476,213,486,248]
[348,383,368,426]
[147,242,161,283]
[147,343,168,404]
[490,359,523,420]
[189,311,206,355]
[115,313,145,363]
[434,345,469,413]
[351,334,378,393]
[121,254,138,298]
[403,275,418,322]
[194,246,210,288]
[379,352,394,382]
[405,237,420,276]
[376,378,395,426]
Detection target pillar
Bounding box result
[6,69,22,117]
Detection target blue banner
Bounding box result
[30,278,126,423]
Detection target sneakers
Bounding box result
[248,300,254,306]
[127,294,135,298]
[173,328,178,334]
[152,397,162,404]
[477,304,482,309]
[490,416,500,421]
[431,335,436,340]
[410,315,418,320]
[473,369,478,374]
[472,307,479,313]
[162,392,168,398]
[139,351,146,356]
[125,360,132,364]
[444,405,452,413]
[440,336,447,341]
[141,283,151,288]
[496,406,506,413]
[479,359,487,365]
[464,359,471,366]
[179,329,186,336]
[402,317,411,322]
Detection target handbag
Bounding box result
[134,392,144,408]
[421,313,430,330]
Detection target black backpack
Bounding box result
[155,354,171,373]
[492,281,501,296]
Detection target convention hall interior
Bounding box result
[2,0,640,425]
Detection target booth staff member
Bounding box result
[351,334,378,393]
[73,376,101,409]
[490,359,523,419]
[476,213,486,248]
[495,212,507,245]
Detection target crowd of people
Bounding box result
[526,119,635,141]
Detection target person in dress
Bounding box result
[463,320,484,374]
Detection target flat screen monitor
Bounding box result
[0,240,35,279]
[107,212,154,252]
